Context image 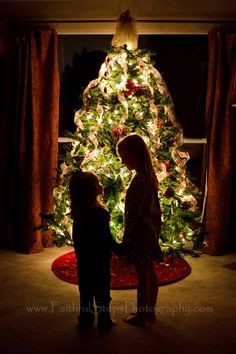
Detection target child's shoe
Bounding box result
[98,318,116,331]
[77,313,95,328]
[98,312,116,331]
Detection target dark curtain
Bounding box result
[9,28,59,253]
[204,27,236,255]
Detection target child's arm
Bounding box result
[97,208,124,254]
[123,179,146,245]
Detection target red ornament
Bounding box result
[125,80,142,97]
[134,85,141,92]
[125,89,133,97]
[126,80,134,88]
[112,126,120,137]
[164,161,171,172]
[112,126,127,138]
[157,120,164,127]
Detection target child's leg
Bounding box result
[78,265,95,325]
[145,261,158,318]
[95,266,115,329]
[135,261,158,318]
[135,262,149,316]
[123,262,147,326]
[78,296,95,325]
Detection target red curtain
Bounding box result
[204,27,236,255]
[10,29,59,253]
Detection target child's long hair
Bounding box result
[69,171,102,218]
[117,134,158,190]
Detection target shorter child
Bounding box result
[69,171,120,330]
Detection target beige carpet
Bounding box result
[1,246,236,354]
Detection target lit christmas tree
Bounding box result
[44,11,203,255]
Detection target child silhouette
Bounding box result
[117,134,164,327]
[69,171,120,330]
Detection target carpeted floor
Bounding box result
[1,246,236,354]
[51,251,191,288]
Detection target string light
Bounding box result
[99,63,107,76]
[120,52,127,59]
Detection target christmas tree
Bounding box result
[45,11,203,255]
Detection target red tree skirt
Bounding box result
[51,252,191,289]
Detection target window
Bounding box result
[58,34,208,189]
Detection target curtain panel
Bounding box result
[10,28,59,253]
[204,27,236,255]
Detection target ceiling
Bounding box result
[0,0,236,22]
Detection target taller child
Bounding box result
[117,134,164,327]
